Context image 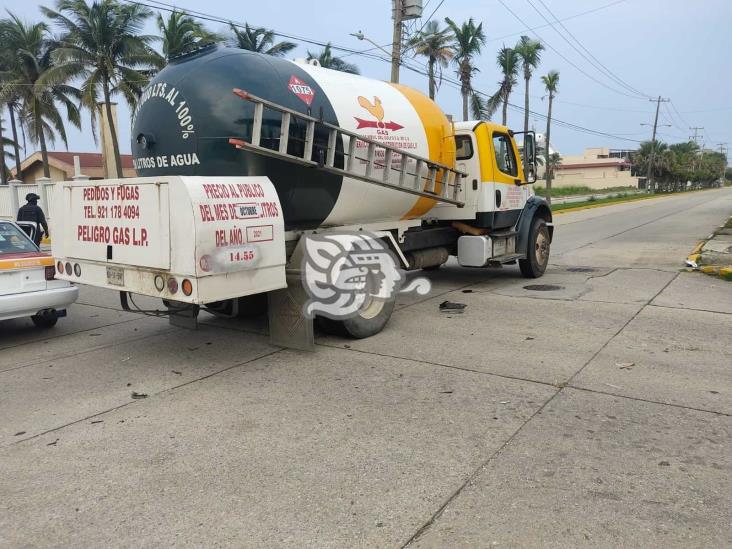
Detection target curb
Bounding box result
[685,217,732,281]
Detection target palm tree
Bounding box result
[445,17,486,121]
[157,10,220,60]
[545,152,561,180]
[407,20,453,100]
[41,0,159,178]
[306,43,359,74]
[541,70,559,205]
[514,35,544,134]
[470,92,488,120]
[0,115,13,184]
[228,23,296,57]
[0,25,24,176]
[0,13,80,179]
[487,46,519,125]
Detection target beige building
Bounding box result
[12,151,135,183]
[553,147,639,190]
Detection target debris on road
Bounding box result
[439,300,467,313]
[172,370,182,375]
[46,439,58,446]
[616,362,635,370]
[14,431,26,436]
[131,391,148,399]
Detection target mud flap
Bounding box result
[267,272,314,351]
[168,304,200,329]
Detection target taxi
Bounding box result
[0,220,78,328]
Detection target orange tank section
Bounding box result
[389,83,457,220]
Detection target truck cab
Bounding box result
[428,120,537,230]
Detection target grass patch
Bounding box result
[551,192,659,211]
[533,185,636,197]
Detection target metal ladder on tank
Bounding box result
[228,88,466,207]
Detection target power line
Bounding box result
[541,97,652,113]
[495,0,647,100]
[489,0,626,42]
[122,0,647,144]
[668,100,693,129]
[416,0,446,33]
[125,0,390,62]
[530,0,650,98]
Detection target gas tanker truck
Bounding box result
[52,44,552,347]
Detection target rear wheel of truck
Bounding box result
[519,218,550,278]
[317,295,395,339]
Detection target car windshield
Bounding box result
[0,222,38,254]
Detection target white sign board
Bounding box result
[65,181,170,269]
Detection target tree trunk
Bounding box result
[523,74,530,135]
[544,92,553,206]
[501,93,509,126]
[0,110,7,185]
[38,118,50,179]
[462,89,468,121]
[8,102,22,177]
[428,57,435,100]
[102,79,124,178]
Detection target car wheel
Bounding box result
[31,314,58,329]
[519,218,550,278]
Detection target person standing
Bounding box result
[17,193,49,247]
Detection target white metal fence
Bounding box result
[0,179,56,222]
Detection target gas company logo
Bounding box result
[355,96,404,132]
[288,75,315,106]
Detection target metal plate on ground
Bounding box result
[523,284,564,292]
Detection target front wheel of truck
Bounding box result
[519,218,550,278]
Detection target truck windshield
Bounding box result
[0,222,38,254]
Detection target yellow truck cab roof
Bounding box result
[454,120,511,134]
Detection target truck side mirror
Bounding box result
[523,132,537,184]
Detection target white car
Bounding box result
[0,220,79,328]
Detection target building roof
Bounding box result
[12,150,135,180]
[46,151,134,169]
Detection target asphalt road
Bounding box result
[1,188,731,548]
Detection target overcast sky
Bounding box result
[3,0,731,158]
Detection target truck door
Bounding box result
[455,133,481,210]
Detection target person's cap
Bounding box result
[25,193,40,201]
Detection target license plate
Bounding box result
[106,266,124,286]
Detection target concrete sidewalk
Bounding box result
[1,188,731,547]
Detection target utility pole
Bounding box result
[716,143,728,183]
[689,126,704,146]
[391,0,403,83]
[645,96,670,192]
